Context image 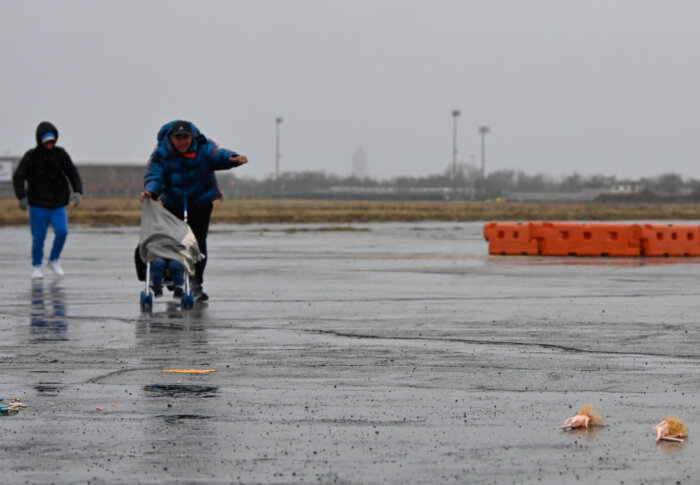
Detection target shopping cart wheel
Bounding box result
[181,292,195,309]
[140,291,153,311]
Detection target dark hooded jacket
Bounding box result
[13,121,83,208]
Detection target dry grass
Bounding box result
[2,199,700,226]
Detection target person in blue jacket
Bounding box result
[140,120,248,301]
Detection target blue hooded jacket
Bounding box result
[143,120,241,213]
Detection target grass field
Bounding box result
[2,199,700,226]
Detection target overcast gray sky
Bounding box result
[2,0,699,180]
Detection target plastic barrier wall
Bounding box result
[484,222,700,257]
[482,222,539,255]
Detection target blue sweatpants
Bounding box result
[29,206,68,266]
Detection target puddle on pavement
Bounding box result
[156,414,215,424]
[143,384,218,398]
[136,320,208,334]
[35,384,62,396]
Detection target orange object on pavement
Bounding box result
[531,222,640,256]
[635,224,700,257]
[484,221,700,257]
[483,222,539,255]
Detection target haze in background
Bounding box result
[1,1,698,180]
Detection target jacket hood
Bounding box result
[36,121,59,145]
[157,120,204,153]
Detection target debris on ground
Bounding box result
[560,404,605,430]
[654,417,688,443]
[1,397,27,416]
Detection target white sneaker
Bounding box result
[49,260,64,276]
[31,265,44,279]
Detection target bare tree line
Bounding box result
[217,164,700,201]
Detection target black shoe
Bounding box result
[172,287,184,299]
[151,285,163,298]
[193,284,208,302]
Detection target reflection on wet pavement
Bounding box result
[656,440,687,457]
[561,425,605,443]
[30,279,67,341]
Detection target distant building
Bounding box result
[506,188,605,203]
[319,186,452,200]
[78,163,145,198]
[0,157,15,180]
[1,160,244,199]
[605,181,645,194]
[351,147,368,179]
[0,156,20,198]
[1,158,146,199]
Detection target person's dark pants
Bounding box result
[166,202,212,286]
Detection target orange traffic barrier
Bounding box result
[484,221,700,257]
[531,222,640,256]
[483,222,538,255]
[635,224,700,257]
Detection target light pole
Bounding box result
[451,110,461,197]
[479,126,490,179]
[275,117,283,181]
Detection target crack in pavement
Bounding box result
[307,329,700,360]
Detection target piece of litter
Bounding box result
[161,369,218,374]
[654,417,688,443]
[561,404,605,430]
[97,408,103,411]
[0,402,27,415]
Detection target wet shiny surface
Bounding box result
[1,222,700,483]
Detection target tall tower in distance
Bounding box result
[352,146,369,179]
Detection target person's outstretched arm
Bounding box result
[203,139,248,171]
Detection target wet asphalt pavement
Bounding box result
[1,221,700,484]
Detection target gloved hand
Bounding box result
[230,155,248,167]
[70,193,82,208]
[18,198,28,211]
